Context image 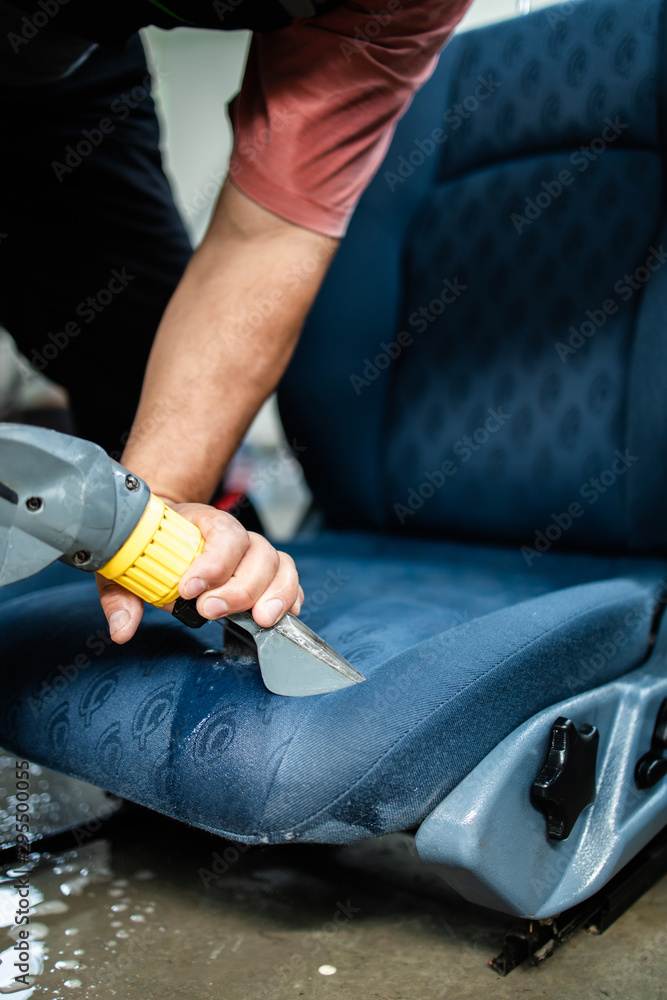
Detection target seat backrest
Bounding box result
[278,0,667,553]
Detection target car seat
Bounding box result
[1,0,666,920]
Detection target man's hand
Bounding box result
[102,182,337,643]
[97,502,304,644]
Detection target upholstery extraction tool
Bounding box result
[0,423,365,697]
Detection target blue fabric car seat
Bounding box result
[2,0,667,918]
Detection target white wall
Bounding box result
[142,27,250,245]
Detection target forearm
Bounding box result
[121,180,338,502]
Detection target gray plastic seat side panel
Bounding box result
[415,659,667,918]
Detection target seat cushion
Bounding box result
[0,532,665,843]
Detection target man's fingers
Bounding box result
[194,532,281,620]
[96,575,144,643]
[189,536,300,628]
[100,499,305,639]
[176,505,250,600]
[253,551,301,628]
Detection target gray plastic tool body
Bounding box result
[0,423,149,585]
[0,424,365,697]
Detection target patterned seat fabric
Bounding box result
[1,540,665,843]
[279,0,667,551]
[2,0,667,848]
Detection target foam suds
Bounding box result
[0,939,45,998]
[7,923,48,941]
[31,902,68,918]
[0,886,44,928]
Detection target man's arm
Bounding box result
[123,180,337,503]
[100,0,472,642]
[229,0,474,236]
[98,180,337,643]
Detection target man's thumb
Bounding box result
[96,575,144,644]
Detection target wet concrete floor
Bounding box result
[1,761,665,1000]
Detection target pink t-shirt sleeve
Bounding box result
[228,0,473,237]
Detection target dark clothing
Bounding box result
[0,0,471,452]
[10,0,344,47]
[0,35,191,455]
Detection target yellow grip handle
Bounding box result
[98,494,205,607]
